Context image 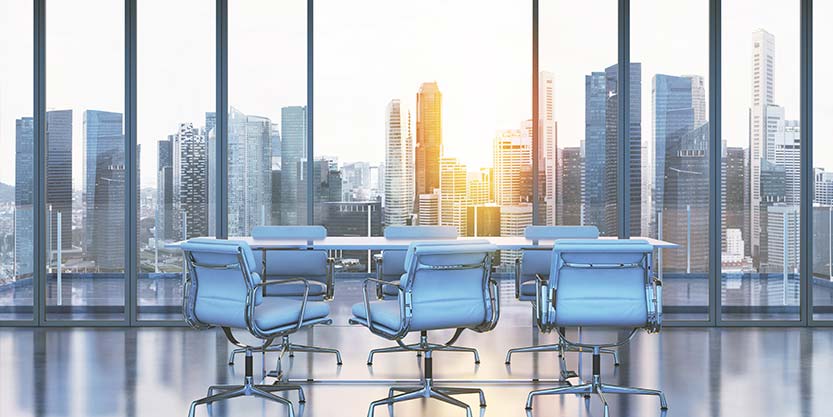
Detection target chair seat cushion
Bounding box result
[351,299,486,332]
[254,298,330,331]
[262,276,327,299]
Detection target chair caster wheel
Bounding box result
[661,406,669,410]
[525,406,533,410]
[337,362,343,366]
[366,362,373,366]
[504,361,511,365]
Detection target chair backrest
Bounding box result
[548,239,653,328]
[520,226,600,277]
[380,226,458,278]
[252,225,327,240]
[384,225,458,239]
[401,240,497,329]
[181,239,262,330]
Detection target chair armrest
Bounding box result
[325,257,336,301]
[514,257,522,299]
[249,277,311,337]
[360,277,407,339]
[649,275,663,332]
[373,254,385,299]
[534,273,553,330]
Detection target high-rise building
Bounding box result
[228,108,272,235]
[302,158,343,224]
[439,157,468,235]
[764,204,799,274]
[652,74,694,237]
[83,110,124,271]
[500,204,533,267]
[384,99,412,226]
[172,123,209,239]
[749,29,777,264]
[584,71,607,233]
[599,64,641,236]
[775,120,800,205]
[414,82,442,213]
[561,146,583,225]
[271,124,281,170]
[540,71,558,225]
[418,192,439,226]
[683,74,707,126]
[466,205,501,237]
[320,201,382,237]
[493,129,532,206]
[723,146,747,254]
[156,139,174,241]
[815,168,833,205]
[662,123,709,272]
[14,117,34,278]
[467,172,490,206]
[46,110,73,252]
[280,106,306,225]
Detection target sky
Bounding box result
[1,0,831,190]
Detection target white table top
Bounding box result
[168,235,678,250]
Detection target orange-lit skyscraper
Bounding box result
[414,82,442,214]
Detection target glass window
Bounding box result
[540,0,618,234]
[228,0,307,236]
[0,0,34,321]
[813,1,833,320]
[632,1,710,321]
[46,0,125,321]
[721,0,801,321]
[315,0,531,272]
[137,0,215,321]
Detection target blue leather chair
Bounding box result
[525,239,667,416]
[181,239,328,417]
[228,226,342,368]
[506,226,619,376]
[367,226,481,365]
[351,240,500,417]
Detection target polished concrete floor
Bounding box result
[1,283,832,417]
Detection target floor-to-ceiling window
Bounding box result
[136,0,215,321]
[632,1,711,321]
[721,0,801,321]
[313,0,531,273]
[227,0,307,237]
[812,0,833,321]
[45,0,126,321]
[539,0,618,235]
[0,0,34,322]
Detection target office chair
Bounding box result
[227,226,343,368]
[525,239,667,417]
[181,239,329,417]
[505,226,620,378]
[351,240,500,417]
[367,226,481,365]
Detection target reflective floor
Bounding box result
[1,285,832,417]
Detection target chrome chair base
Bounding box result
[190,350,304,417]
[505,343,620,366]
[369,379,485,417]
[367,341,480,365]
[229,332,343,366]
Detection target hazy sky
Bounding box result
[1,0,831,190]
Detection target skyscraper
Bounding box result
[280,106,307,225]
[749,29,777,263]
[775,120,800,205]
[815,168,833,205]
[414,82,442,213]
[418,192,439,226]
[652,74,694,237]
[662,123,709,272]
[14,117,34,278]
[384,99,412,226]
[539,71,558,225]
[584,71,607,233]
[172,123,209,239]
[561,146,582,225]
[439,157,468,235]
[493,129,532,206]
[45,110,73,252]
[83,110,124,271]
[228,108,272,236]
[723,146,747,254]
[156,139,174,241]
[683,74,707,127]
